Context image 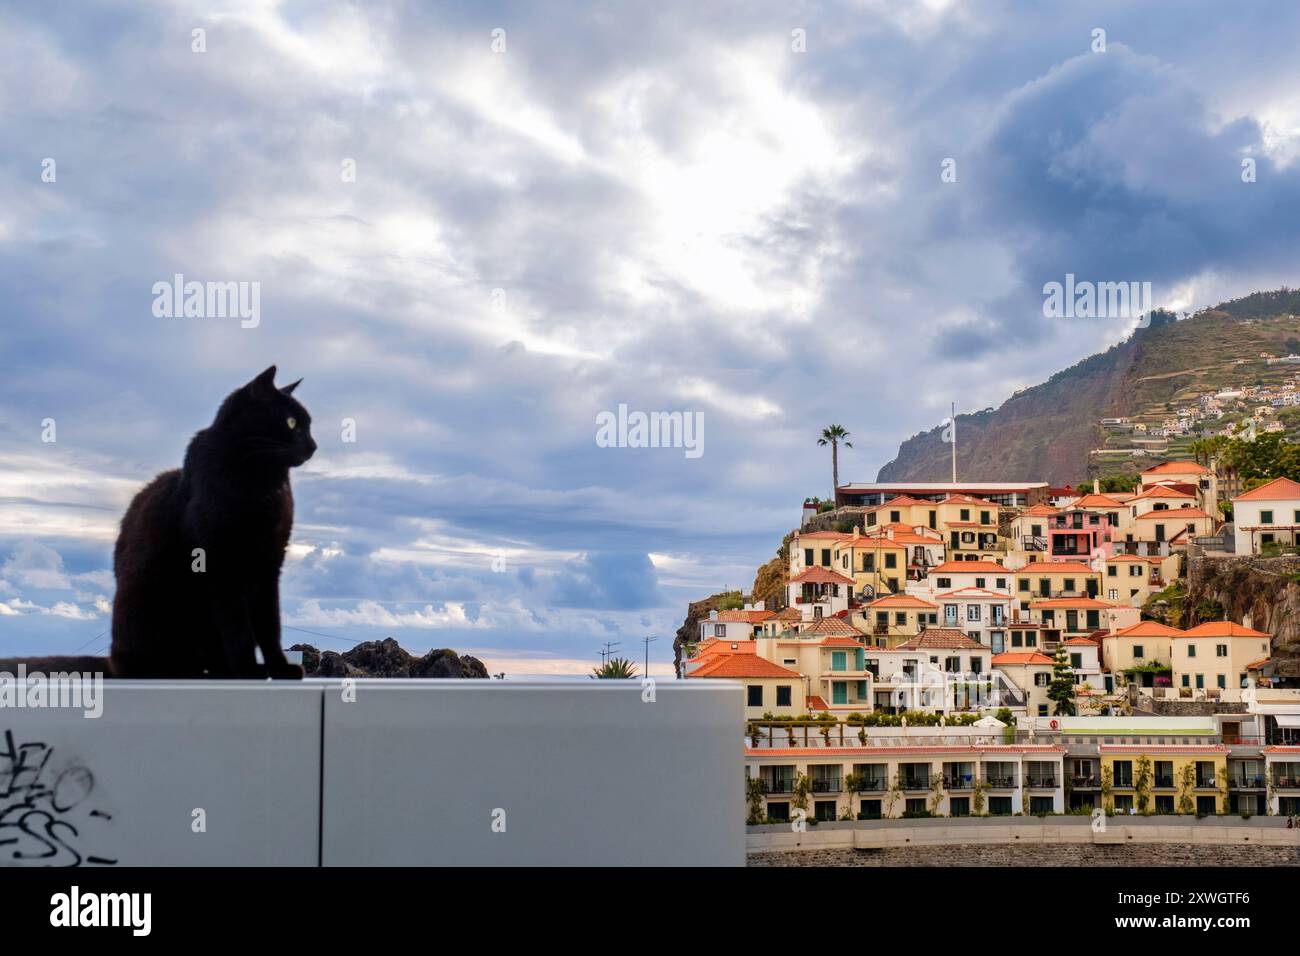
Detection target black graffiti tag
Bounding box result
[0,729,116,866]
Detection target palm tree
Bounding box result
[592,657,638,679]
[817,425,853,500]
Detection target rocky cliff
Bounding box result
[1184,557,1300,680]
[290,637,490,679]
[877,292,1300,484]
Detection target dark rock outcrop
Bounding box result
[1185,556,1300,681]
[289,637,489,679]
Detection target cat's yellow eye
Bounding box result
[287,416,297,430]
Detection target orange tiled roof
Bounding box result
[896,628,984,650]
[1134,507,1213,519]
[1181,620,1270,638]
[993,652,1054,665]
[1030,597,1119,609]
[688,653,800,679]
[715,609,774,623]
[1129,486,1196,500]
[1142,461,1209,475]
[934,587,1010,600]
[866,593,938,609]
[801,616,860,636]
[789,566,855,585]
[1020,561,1096,575]
[1018,503,1060,516]
[1070,493,1125,508]
[928,560,1008,574]
[1111,621,1184,637]
[1233,476,1300,501]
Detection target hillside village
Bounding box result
[682,458,1300,824]
[1095,361,1300,463]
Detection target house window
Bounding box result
[890,510,901,523]
[1182,674,1189,687]
[859,800,882,819]
[1035,673,1050,687]
[1195,674,1204,689]
[1133,645,1144,659]
[776,686,792,707]
[1155,795,1174,813]
[1037,704,1048,716]
[937,577,951,589]
[1108,566,1117,577]
[960,509,970,521]
[820,549,831,565]
[949,798,971,817]
[989,797,1013,815]
[804,548,814,566]
[905,799,928,816]
[975,577,986,589]
[885,553,897,569]
[1262,510,1274,524]
[1114,794,1134,812]
[1071,653,1082,669]
[1063,579,1075,593]
[1217,644,1228,658]
[980,511,990,524]
[1217,675,1226,689]
[967,605,981,622]
[1188,644,1196,658]
[895,612,907,626]
[1113,761,1133,787]
[1018,579,1030,592]
[746,685,762,707]
[714,625,726,638]
[1030,797,1054,814]
[997,578,1007,589]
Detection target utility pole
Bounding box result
[601,641,621,666]
[951,401,957,483]
[642,635,657,676]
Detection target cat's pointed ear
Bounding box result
[280,378,302,396]
[249,365,278,392]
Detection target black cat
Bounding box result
[110,366,316,678]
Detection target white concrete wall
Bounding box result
[0,682,322,867]
[1,678,744,867]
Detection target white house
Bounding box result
[1232,477,1300,554]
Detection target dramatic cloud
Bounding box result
[2,1,1297,671]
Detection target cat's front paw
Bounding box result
[268,662,304,680]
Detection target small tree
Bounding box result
[1135,755,1152,814]
[844,771,868,818]
[745,776,768,825]
[928,772,946,815]
[792,772,812,813]
[1100,766,1114,814]
[1177,763,1196,815]
[1047,644,1077,716]
[592,657,638,679]
[884,769,904,819]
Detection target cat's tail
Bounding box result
[0,656,113,675]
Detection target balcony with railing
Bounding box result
[1153,775,1176,789]
[1021,535,1047,552]
[810,777,843,793]
[1227,775,1267,790]
[1070,775,1099,789]
[1024,774,1058,788]
[982,773,1018,789]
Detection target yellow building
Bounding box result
[1012,560,1101,610]
[687,650,805,719]
[862,495,938,531]
[936,494,1004,559]
[1172,621,1272,698]
[858,594,938,646]
[992,651,1055,717]
[1099,745,1227,815]
[1101,620,1181,682]
[1101,554,1173,607]
[834,531,908,599]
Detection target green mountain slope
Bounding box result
[876,290,1300,484]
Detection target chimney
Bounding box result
[852,526,860,540]
[1093,479,1100,494]
[754,600,765,611]
[709,610,718,621]
[1243,612,1253,630]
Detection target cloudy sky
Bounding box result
[2,0,1299,675]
